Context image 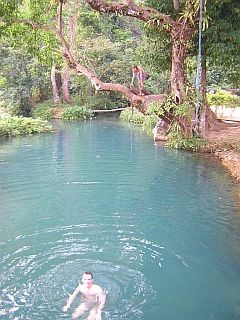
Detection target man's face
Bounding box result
[82,274,93,288]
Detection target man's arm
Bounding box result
[62,285,81,312]
[96,288,106,313]
[131,74,135,86]
[138,68,144,87]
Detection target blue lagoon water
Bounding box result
[0,119,240,320]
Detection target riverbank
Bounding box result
[121,106,240,182]
[215,151,240,182]
[205,124,240,182]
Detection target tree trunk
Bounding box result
[61,66,70,102]
[51,64,61,104]
[171,23,188,104]
[199,51,207,137]
[170,22,195,136]
[61,9,77,102]
[200,50,224,134]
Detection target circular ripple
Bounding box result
[0,258,155,320]
[0,224,187,320]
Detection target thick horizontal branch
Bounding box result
[84,0,174,26]
[74,62,167,111]
[6,18,167,112]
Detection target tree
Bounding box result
[197,0,240,134]
[1,0,239,138]
[0,44,51,116]
[204,0,240,88]
[82,0,206,135]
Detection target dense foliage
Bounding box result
[141,0,240,89]
[61,106,93,120]
[0,2,140,115]
[207,90,240,107]
[204,0,240,87]
[0,116,53,137]
[0,45,51,116]
[120,107,157,136]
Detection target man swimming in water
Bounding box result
[62,271,106,320]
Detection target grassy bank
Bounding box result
[120,108,207,151]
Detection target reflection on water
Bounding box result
[0,119,240,320]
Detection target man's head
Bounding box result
[82,271,93,288]
[132,65,139,72]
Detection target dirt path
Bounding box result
[206,123,240,146]
[205,122,240,181]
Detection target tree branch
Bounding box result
[84,0,174,26]
[172,0,180,13]
[57,0,64,32]
[7,18,167,112]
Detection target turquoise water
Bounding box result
[0,119,240,320]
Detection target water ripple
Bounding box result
[0,223,191,319]
[0,256,155,320]
[1,121,240,320]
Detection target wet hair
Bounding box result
[83,271,93,279]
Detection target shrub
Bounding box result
[166,124,206,151]
[32,100,56,119]
[0,116,53,137]
[33,98,94,120]
[85,92,127,110]
[120,107,158,135]
[167,136,206,151]
[61,106,93,120]
[207,90,240,107]
[120,108,145,124]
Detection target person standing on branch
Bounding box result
[130,65,147,96]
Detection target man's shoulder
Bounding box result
[77,284,84,291]
[92,284,104,293]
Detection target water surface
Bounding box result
[0,119,240,320]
